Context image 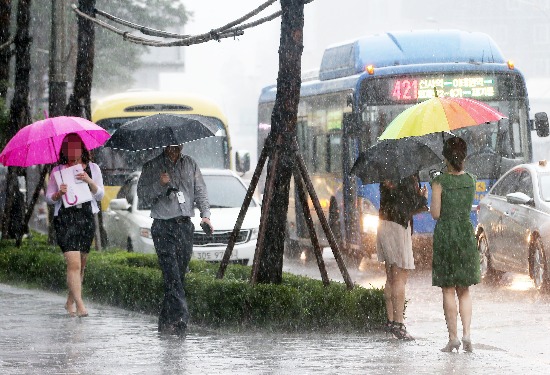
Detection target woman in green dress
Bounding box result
[430,136,480,353]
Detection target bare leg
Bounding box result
[65,291,76,316]
[441,287,458,341]
[383,262,394,322]
[65,252,88,315]
[80,252,88,283]
[390,265,408,324]
[456,286,472,339]
[64,251,87,316]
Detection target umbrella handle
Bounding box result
[66,194,78,205]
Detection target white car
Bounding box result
[103,169,260,266]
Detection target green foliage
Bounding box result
[91,0,188,90]
[27,1,189,95]
[0,234,386,332]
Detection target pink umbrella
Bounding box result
[0,116,110,167]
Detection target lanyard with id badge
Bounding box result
[164,157,187,212]
[176,191,186,204]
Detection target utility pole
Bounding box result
[49,0,67,117]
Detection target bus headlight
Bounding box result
[362,213,379,234]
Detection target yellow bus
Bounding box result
[91,90,234,209]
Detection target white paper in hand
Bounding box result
[53,165,93,208]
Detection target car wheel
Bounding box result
[477,232,502,281]
[284,237,302,259]
[127,237,134,253]
[530,237,549,291]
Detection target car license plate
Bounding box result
[194,250,238,261]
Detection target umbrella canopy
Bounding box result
[0,116,110,167]
[379,97,506,140]
[351,134,450,184]
[104,113,220,152]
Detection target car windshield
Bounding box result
[538,173,550,202]
[204,175,256,208]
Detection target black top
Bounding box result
[379,175,428,228]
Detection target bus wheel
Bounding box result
[127,237,134,253]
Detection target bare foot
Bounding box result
[75,302,88,317]
[65,301,76,317]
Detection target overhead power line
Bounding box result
[71,0,313,47]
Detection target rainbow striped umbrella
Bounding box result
[379,96,506,140]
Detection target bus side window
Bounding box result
[313,133,327,173]
[328,132,342,173]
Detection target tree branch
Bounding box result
[0,36,13,50]
[72,0,315,47]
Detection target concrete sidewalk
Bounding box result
[1,282,549,374]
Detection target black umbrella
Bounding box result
[351,134,450,184]
[104,113,220,151]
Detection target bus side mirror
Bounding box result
[535,112,549,137]
[235,150,250,174]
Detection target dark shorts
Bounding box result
[53,201,95,253]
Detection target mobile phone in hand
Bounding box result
[73,165,84,184]
[200,222,212,236]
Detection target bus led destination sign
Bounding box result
[390,75,497,101]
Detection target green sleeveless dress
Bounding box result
[431,173,480,287]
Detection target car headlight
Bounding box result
[362,213,379,234]
[249,228,259,241]
[140,227,152,239]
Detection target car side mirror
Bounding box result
[235,150,251,174]
[534,112,549,137]
[506,192,533,205]
[109,198,131,211]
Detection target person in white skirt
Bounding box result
[377,175,428,340]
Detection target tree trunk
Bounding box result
[256,0,304,284]
[1,0,32,240]
[0,0,11,100]
[65,0,95,118]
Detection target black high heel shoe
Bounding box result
[391,322,414,340]
[383,320,394,335]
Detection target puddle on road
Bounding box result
[2,274,550,375]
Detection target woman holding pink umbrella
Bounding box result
[46,133,104,317]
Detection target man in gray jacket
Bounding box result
[137,145,213,335]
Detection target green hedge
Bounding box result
[0,234,385,332]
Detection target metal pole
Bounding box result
[294,141,354,290]
[292,167,330,286]
[216,140,271,279]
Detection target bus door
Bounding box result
[342,112,362,251]
[293,118,311,243]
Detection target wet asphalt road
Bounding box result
[1,252,549,374]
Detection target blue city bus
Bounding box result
[258,30,549,262]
